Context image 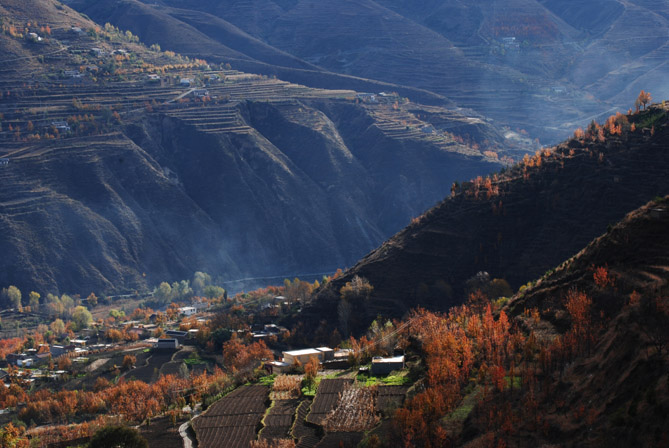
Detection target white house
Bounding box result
[17,358,34,368]
[371,355,405,375]
[282,347,334,366]
[192,89,209,98]
[179,306,197,316]
[265,360,291,374]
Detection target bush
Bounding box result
[88,425,148,448]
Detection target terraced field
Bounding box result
[376,385,409,416]
[126,350,176,383]
[292,399,321,448]
[193,385,269,448]
[259,398,300,441]
[306,378,353,426]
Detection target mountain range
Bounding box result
[0,0,522,296]
[70,0,669,142]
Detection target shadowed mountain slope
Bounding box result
[0,0,515,296]
[305,104,669,333]
[464,196,669,447]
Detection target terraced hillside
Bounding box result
[192,385,270,448]
[0,0,525,297]
[72,0,669,142]
[306,104,669,335]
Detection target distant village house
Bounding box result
[192,89,209,98]
[63,70,82,79]
[165,330,188,340]
[282,347,334,366]
[179,306,197,316]
[371,355,405,375]
[51,121,71,132]
[357,93,377,103]
[154,338,179,350]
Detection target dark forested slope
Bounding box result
[307,104,669,333]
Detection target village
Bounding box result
[0,276,412,447]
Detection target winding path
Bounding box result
[178,420,196,448]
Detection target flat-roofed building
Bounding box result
[371,355,405,376]
[154,338,179,350]
[282,347,333,365]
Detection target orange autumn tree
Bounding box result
[222,334,272,377]
[593,265,615,289]
[636,90,652,111]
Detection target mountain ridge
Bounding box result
[304,103,669,334]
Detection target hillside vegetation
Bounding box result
[307,103,669,334]
[367,196,669,446]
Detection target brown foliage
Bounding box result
[222,335,273,374]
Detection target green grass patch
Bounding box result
[324,370,351,379]
[443,385,481,424]
[356,370,411,386]
[184,353,206,366]
[637,109,666,129]
[258,374,276,387]
[301,376,322,397]
[445,401,475,422]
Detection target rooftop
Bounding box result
[372,355,405,363]
[284,348,322,356]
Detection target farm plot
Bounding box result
[376,385,409,416]
[306,379,353,425]
[323,386,378,432]
[315,432,364,448]
[259,398,300,441]
[126,351,176,383]
[271,375,302,400]
[160,361,186,377]
[292,399,321,448]
[193,385,269,448]
[139,414,187,448]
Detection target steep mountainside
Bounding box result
[66,0,455,108]
[468,197,669,447]
[307,104,669,332]
[70,0,669,142]
[0,0,514,297]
